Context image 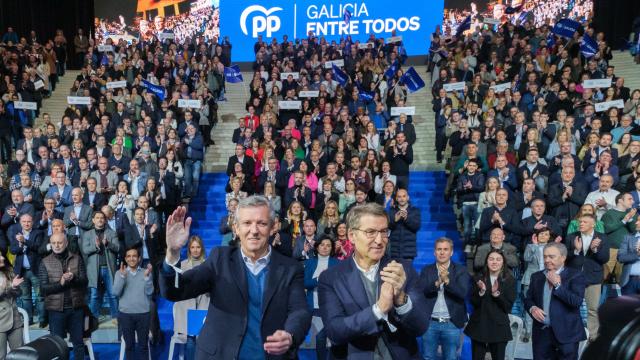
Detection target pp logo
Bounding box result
[240,5,283,38]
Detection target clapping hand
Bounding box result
[144,264,152,278]
[477,280,487,295]
[591,237,601,251]
[264,330,293,355]
[491,279,500,297]
[119,263,127,277]
[11,276,23,288]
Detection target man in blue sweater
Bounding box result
[160,196,311,359]
[181,124,204,199]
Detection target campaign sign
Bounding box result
[67,96,91,105]
[220,0,444,61]
[178,99,202,108]
[324,59,345,69]
[187,310,207,336]
[595,99,624,112]
[299,91,319,97]
[279,100,302,109]
[443,82,466,92]
[582,78,612,89]
[106,81,127,89]
[390,106,415,116]
[14,101,38,110]
[490,82,511,93]
[97,45,114,52]
[34,80,44,90]
[281,72,300,80]
[386,35,403,43]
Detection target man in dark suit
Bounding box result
[397,113,416,145]
[231,118,247,144]
[581,132,619,170]
[8,213,45,324]
[524,242,587,360]
[565,214,610,342]
[617,216,640,295]
[284,171,313,211]
[257,157,287,195]
[160,196,311,359]
[548,167,588,234]
[420,237,470,360]
[516,148,549,192]
[1,190,36,228]
[318,203,429,359]
[226,143,255,177]
[83,177,108,211]
[63,187,94,254]
[478,188,521,246]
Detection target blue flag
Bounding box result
[580,34,598,58]
[456,15,471,38]
[546,33,556,48]
[332,64,349,87]
[343,9,352,26]
[384,59,399,80]
[552,19,581,38]
[356,82,374,101]
[224,65,243,83]
[400,67,425,93]
[142,80,165,101]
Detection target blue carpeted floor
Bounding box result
[89,172,473,359]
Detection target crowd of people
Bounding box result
[432,9,640,360]
[0,6,636,359]
[94,5,220,47]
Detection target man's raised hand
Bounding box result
[166,206,192,263]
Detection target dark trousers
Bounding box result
[49,307,85,360]
[0,134,11,164]
[435,130,447,162]
[532,326,579,360]
[120,312,150,360]
[471,340,507,360]
[396,175,409,190]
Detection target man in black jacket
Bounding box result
[420,237,470,360]
[478,188,521,246]
[388,189,421,260]
[565,214,610,341]
[548,167,588,235]
[387,132,413,190]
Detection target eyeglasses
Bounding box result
[353,228,390,240]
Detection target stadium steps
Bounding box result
[36,70,81,126]
[203,65,443,173]
[611,51,640,92]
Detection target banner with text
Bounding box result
[220,0,444,61]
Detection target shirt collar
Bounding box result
[353,257,380,278]
[240,246,272,266]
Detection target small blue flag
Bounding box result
[384,59,399,80]
[343,9,352,26]
[517,11,529,25]
[224,65,244,83]
[456,15,472,38]
[400,67,425,93]
[142,80,165,101]
[332,64,349,87]
[356,82,374,101]
[546,33,556,48]
[552,18,581,38]
[580,34,598,58]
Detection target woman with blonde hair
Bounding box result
[578,133,600,160]
[317,200,340,236]
[547,128,577,161]
[173,236,210,360]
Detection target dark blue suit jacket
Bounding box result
[159,246,311,359]
[8,225,44,276]
[304,256,339,310]
[524,267,587,345]
[419,261,470,328]
[318,256,429,359]
[565,231,610,285]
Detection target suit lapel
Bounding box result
[262,253,284,315]
[340,259,370,310]
[230,250,248,303]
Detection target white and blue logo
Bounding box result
[239,5,284,38]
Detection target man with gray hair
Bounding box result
[160,196,311,359]
[318,203,428,358]
[524,242,587,360]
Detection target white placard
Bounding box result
[178,99,202,108]
[260,71,269,80]
[582,78,612,89]
[490,82,511,93]
[106,80,127,89]
[13,101,37,110]
[281,72,300,80]
[324,59,345,69]
[443,82,466,92]
[358,43,374,49]
[33,80,44,90]
[299,91,319,97]
[97,45,114,52]
[158,32,175,41]
[390,106,416,116]
[67,96,91,105]
[484,17,501,25]
[278,100,302,110]
[386,36,403,43]
[595,99,625,112]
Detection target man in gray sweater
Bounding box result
[113,247,153,360]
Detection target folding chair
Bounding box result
[506,314,524,360]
